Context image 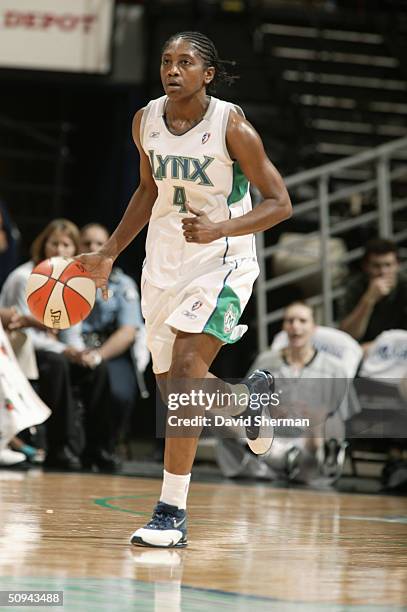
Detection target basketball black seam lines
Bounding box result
[30,274,93,325]
[42,278,58,322]
[60,280,72,327]
[57,279,93,327]
[58,279,93,307]
[28,277,57,320]
[32,274,94,307]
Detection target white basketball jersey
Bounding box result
[140,95,256,288]
[360,329,407,381]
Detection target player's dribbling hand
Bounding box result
[182,203,223,244]
[75,252,114,301]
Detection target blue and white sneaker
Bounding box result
[241,369,275,455]
[130,502,187,548]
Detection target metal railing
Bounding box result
[255,135,407,352]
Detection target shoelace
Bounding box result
[147,504,181,530]
[249,370,274,395]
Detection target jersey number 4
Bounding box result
[173,186,187,213]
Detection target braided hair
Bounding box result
[162,31,237,94]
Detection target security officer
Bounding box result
[79,223,147,448]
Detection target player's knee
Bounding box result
[169,352,197,379]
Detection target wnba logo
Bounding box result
[202,132,211,144]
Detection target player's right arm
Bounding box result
[77,108,157,298]
[102,108,158,258]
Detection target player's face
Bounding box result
[80,226,109,253]
[364,252,399,283]
[283,304,315,349]
[160,38,214,99]
[44,230,76,259]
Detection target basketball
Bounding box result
[25,256,96,330]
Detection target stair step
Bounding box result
[260,36,389,57]
[314,127,394,144]
[370,101,407,115]
[309,118,407,137]
[271,46,398,68]
[255,23,384,46]
[279,74,407,102]
[316,141,407,159]
[268,56,400,80]
[282,69,407,91]
[297,98,407,121]
[255,5,392,31]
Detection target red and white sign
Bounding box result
[0,0,114,73]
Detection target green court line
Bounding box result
[94,492,236,526]
[94,493,214,525]
[93,491,407,547]
[94,494,157,517]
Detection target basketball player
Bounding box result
[78,32,292,547]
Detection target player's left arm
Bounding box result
[182,111,292,243]
[224,111,292,235]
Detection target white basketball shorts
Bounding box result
[141,258,259,374]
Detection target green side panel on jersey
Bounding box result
[227,161,249,206]
[204,284,242,343]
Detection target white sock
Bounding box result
[160,470,191,510]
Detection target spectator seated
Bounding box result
[216,303,360,486]
[270,325,363,378]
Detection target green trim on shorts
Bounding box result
[203,284,242,343]
[227,161,249,206]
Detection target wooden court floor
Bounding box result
[0,469,406,611]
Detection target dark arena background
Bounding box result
[0,1,406,610]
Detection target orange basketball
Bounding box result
[25,256,96,330]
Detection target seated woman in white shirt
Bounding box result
[0,219,120,472]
